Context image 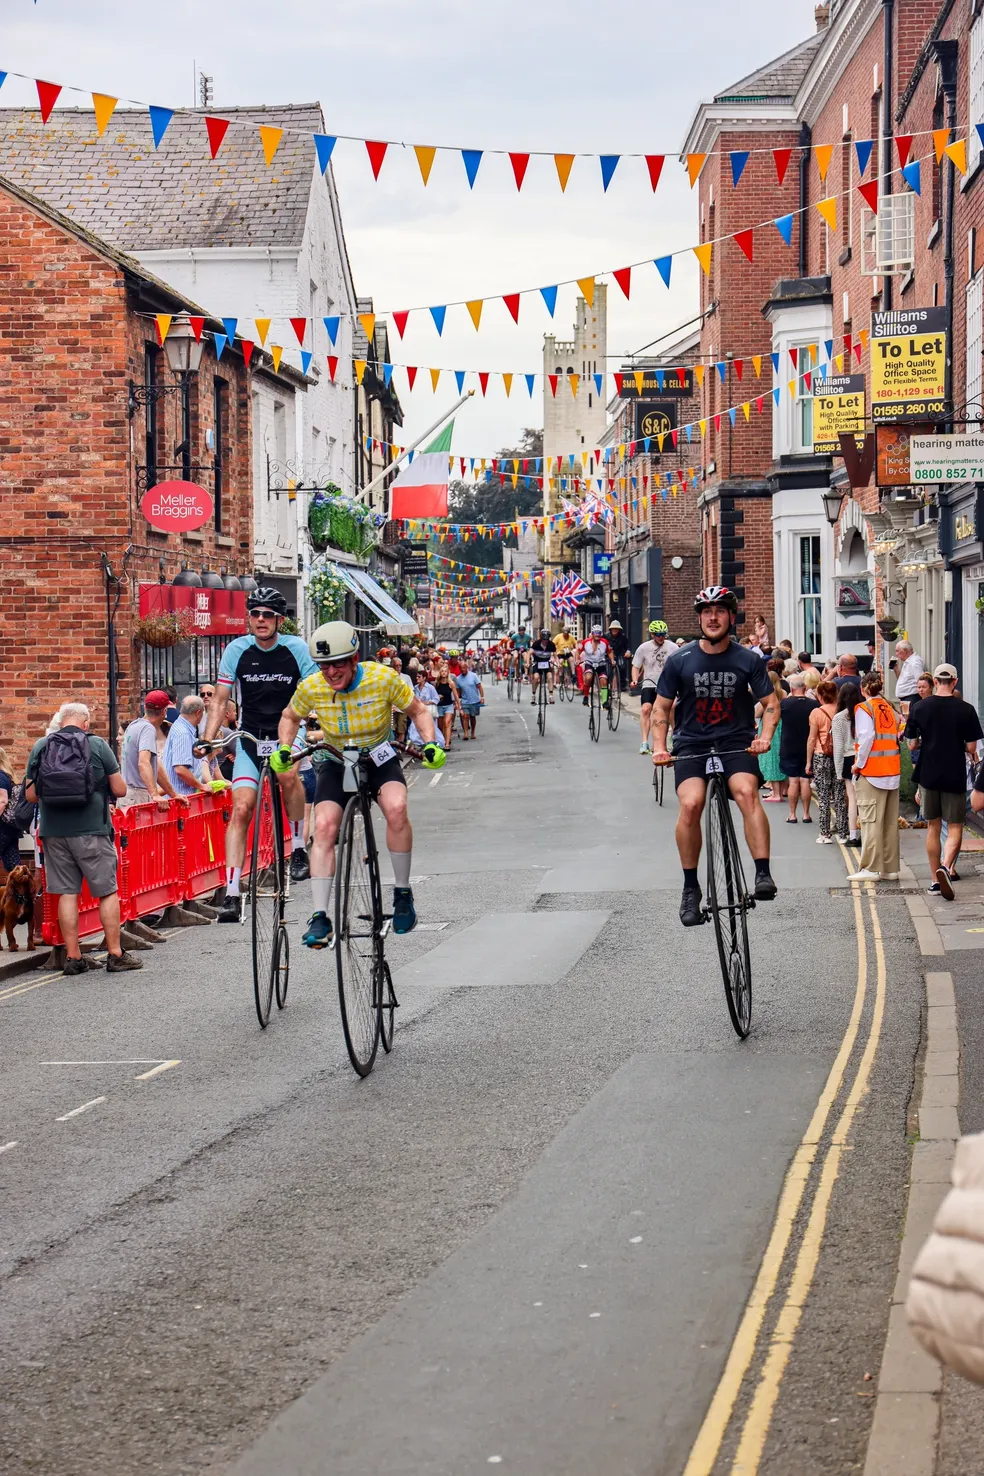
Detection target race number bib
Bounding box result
[369,741,396,767]
[705,755,724,775]
[256,740,276,758]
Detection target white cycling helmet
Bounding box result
[309,620,359,664]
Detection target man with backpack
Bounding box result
[24,701,143,975]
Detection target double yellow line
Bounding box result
[683,853,887,1475]
[0,969,62,1003]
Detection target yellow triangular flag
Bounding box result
[465,300,483,330]
[699,419,707,438]
[934,127,950,163]
[512,459,519,473]
[259,125,284,166]
[945,138,967,174]
[155,313,172,343]
[835,352,844,371]
[742,401,751,422]
[254,317,271,346]
[414,144,436,185]
[511,473,518,489]
[569,373,579,397]
[787,379,796,397]
[694,363,705,388]
[502,372,513,397]
[693,242,713,276]
[577,277,596,307]
[657,433,665,452]
[752,354,762,378]
[271,345,283,373]
[686,153,706,187]
[815,196,837,231]
[554,154,575,191]
[92,93,118,137]
[358,312,376,343]
[814,143,834,182]
[430,367,441,391]
[581,451,589,468]
[634,370,644,395]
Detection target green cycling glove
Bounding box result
[269,746,294,775]
[421,743,446,770]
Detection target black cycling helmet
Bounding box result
[246,586,288,616]
[694,585,738,616]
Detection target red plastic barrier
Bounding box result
[242,792,293,878]
[180,792,233,897]
[117,801,184,919]
[41,871,105,947]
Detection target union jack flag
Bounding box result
[550,572,592,618]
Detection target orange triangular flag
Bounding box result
[815,197,837,231]
[414,144,436,185]
[694,364,705,388]
[934,127,951,164]
[155,313,172,345]
[686,153,706,187]
[465,300,483,329]
[502,373,513,397]
[354,360,367,385]
[945,139,967,174]
[259,125,284,166]
[271,346,283,373]
[634,370,645,395]
[569,373,579,397]
[358,312,376,342]
[577,277,596,307]
[814,143,834,182]
[92,93,118,137]
[254,317,271,346]
[430,367,441,391]
[554,154,575,191]
[693,242,713,276]
[859,328,869,349]
[752,354,762,378]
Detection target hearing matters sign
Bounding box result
[140,480,214,533]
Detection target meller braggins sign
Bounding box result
[140,480,214,533]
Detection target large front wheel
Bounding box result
[589,675,602,742]
[607,666,622,731]
[335,796,382,1076]
[250,763,284,1028]
[705,776,753,1038]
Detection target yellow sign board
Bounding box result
[813,374,866,454]
[870,307,947,422]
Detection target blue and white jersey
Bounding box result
[218,634,317,739]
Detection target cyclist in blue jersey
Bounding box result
[198,587,318,922]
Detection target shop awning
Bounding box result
[331,563,418,637]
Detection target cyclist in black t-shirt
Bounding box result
[653,587,780,926]
[529,630,557,705]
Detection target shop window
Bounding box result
[967,271,983,412]
[798,534,822,653]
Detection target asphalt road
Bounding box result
[0,681,925,1476]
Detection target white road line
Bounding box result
[428,772,443,787]
[0,1141,18,1155]
[42,1059,163,1066]
[55,1096,107,1122]
[134,1059,181,1081]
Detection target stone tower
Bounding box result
[542,285,608,564]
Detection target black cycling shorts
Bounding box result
[640,685,658,707]
[672,749,761,791]
[313,754,406,809]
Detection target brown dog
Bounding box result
[2,864,37,951]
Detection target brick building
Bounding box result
[0,175,253,765]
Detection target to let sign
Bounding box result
[140,480,214,533]
[812,375,866,454]
[870,308,947,422]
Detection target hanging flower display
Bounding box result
[133,610,197,648]
[308,567,349,619]
[308,484,384,557]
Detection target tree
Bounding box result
[443,428,543,569]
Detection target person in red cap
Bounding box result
[119,691,184,809]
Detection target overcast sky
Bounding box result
[6,0,815,455]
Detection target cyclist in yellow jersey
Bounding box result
[273,621,443,945]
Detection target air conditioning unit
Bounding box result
[861,192,915,276]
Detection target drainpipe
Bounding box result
[798,123,811,278]
[882,0,894,311]
[934,40,958,429]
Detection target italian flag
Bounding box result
[389,420,453,519]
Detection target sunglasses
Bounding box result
[249,608,279,620]
[200,689,215,698]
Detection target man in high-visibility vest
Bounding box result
[851,671,901,881]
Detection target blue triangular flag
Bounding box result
[978,125,984,154]
[773,387,781,407]
[0,73,6,91]
[817,362,828,382]
[656,369,665,392]
[774,213,794,245]
[730,150,749,188]
[429,305,446,335]
[213,332,228,361]
[454,370,465,393]
[149,105,173,148]
[525,374,535,397]
[383,362,393,387]
[407,450,415,465]
[600,154,619,191]
[854,139,873,176]
[540,285,558,317]
[716,361,726,384]
[314,134,336,174]
[824,338,834,362]
[222,317,238,342]
[300,350,312,375]
[323,315,340,345]
[685,424,693,442]
[902,160,921,195]
[644,438,651,453]
[729,407,737,426]
[594,373,603,395]
[770,352,780,373]
[461,149,482,188]
[654,255,672,288]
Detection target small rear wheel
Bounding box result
[653,761,665,806]
[379,959,398,1053]
[274,925,290,1009]
[607,668,622,731]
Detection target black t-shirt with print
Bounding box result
[905,696,982,793]
[656,640,773,755]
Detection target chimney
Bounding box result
[815,3,830,29]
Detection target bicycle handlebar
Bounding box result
[652,746,762,765]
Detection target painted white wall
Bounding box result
[765,299,834,459]
[251,374,299,580]
[772,487,837,657]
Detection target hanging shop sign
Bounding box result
[139,480,213,533]
[633,400,677,442]
[812,375,866,454]
[592,551,613,580]
[870,308,947,423]
[909,433,984,484]
[138,583,247,636]
[618,368,694,398]
[875,424,933,487]
[403,543,430,578]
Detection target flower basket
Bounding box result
[133,611,196,648]
[308,485,379,558]
[308,568,349,620]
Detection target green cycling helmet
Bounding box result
[649,620,669,636]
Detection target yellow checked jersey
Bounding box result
[553,634,575,654]
[290,663,414,751]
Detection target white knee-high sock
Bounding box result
[311,876,333,915]
[389,850,412,888]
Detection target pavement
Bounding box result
[0,680,973,1475]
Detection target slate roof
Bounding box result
[0,104,323,249]
[714,32,824,104]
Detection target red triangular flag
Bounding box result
[671,430,678,449]
[479,371,489,396]
[188,316,205,342]
[503,292,520,323]
[613,266,632,299]
[773,147,792,185]
[756,395,764,413]
[895,135,913,168]
[788,347,798,369]
[804,371,812,392]
[614,373,624,395]
[391,310,409,338]
[289,317,307,345]
[714,414,721,433]
[36,80,62,122]
[241,339,255,367]
[548,374,559,397]
[326,355,338,381]
[205,117,230,158]
[645,154,665,191]
[854,343,863,364]
[406,365,418,390]
[733,228,754,261]
[734,359,744,380]
[858,180,880,212]
[365,140,388,179]
[509,152,530,190]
